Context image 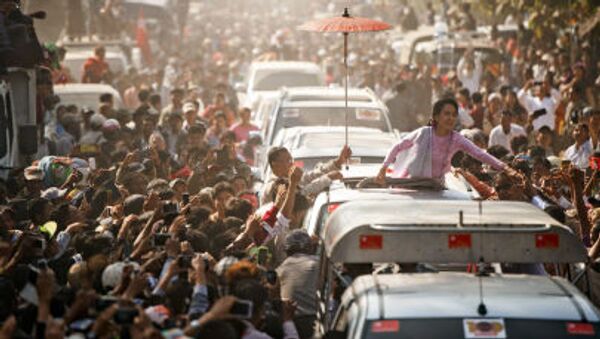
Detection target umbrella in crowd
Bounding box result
[298,7,391,154]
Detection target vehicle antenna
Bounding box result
[476,257,488,317]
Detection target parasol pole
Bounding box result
[343,8,349,169]
[344,33,348,148]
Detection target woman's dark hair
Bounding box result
[431,98,459,125]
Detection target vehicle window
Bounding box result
[274,108,390,138]
[362,319,599,338]
[0,95,6,158]
[296,156,384,171]
[253,71,321,91]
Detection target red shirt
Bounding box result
[81,57,109,83]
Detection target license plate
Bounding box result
[463,318,506,338]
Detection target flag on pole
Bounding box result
[136,8,153,65]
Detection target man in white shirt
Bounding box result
[517,79,560,131]
[488,110,526,154]
[564,123,593,169]
[457,52,482,95]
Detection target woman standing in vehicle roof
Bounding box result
[376,98,516,184]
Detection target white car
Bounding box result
[317,199,596,338]
[259,87,396,148]
[237,61,325,110]
[54,83,123,113]
[274,126,396,169]
[63,47,129,82]
[330,273,600,338]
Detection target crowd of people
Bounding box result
[1,0,600,338]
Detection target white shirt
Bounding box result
[564,140,593,169]
[488,123,527,153]
[517,88,560,131]
[458,106,475,128]
[457,56,483,95]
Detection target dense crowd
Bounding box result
[1,0,600,338]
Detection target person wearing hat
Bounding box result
[17,166,45,199]
[182,101,200,131]
[488,110,527,154]
[276,229,319,339]
[40,187,68,204]
[79,114,106,155]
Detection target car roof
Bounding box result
[53,83,121,94]
[322,199,587,263]
[280,86,377,102]
[345,273,600,321]
[123,0,169,7]
[277,126,396,150]
[249,61,321,71]
[64,49,125,60]
[415,38,499,52]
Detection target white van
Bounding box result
[0,68,38,179]
[316,199,596,337]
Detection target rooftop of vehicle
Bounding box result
[322,199,587,263]
[249,61,322,70]
[346,272,600,321]
[53,83,121,94]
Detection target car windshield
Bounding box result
[362,319,599,338]
[275,107,391,138]
[252,71,321,91]
[413,45,504,69]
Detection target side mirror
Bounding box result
[234,82,246,92]
[250,166,263,183]
[18,125,38,155]
[323,330,346,339]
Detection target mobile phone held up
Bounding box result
[531,108,547,119]
[230,299,253,319]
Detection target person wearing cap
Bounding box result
[276,229,319,339]
[41,187,68,204]
[182,101,200,131]
[488,110,527,155]
[230,107,259,143]
[483,92,503,134]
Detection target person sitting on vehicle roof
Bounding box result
[376,98,517,185]
[81,46,111,84]
[260,145,351,205]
